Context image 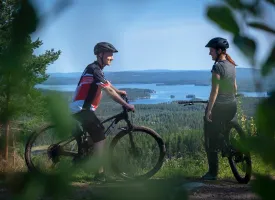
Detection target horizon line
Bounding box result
[47,67,253,74]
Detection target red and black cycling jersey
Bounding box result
[70,61,110,113]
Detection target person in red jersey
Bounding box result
[70,42,135,182]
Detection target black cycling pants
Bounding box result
[203,101,237,176]
[74,110,105,143]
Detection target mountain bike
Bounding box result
[178,98,252,184]
[25,95,166,180]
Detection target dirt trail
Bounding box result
[187,179,260,200]
[0,178,261,200]
[69,179,260,200]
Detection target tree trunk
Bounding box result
[4,74,11,164]
[4,121,9,161]
[0,123,2,158]
[13,129,15,167]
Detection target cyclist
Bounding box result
[202,37,238,180]
[70,42,135,182]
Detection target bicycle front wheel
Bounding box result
[109,126,166,180]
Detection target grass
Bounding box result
[68,153,275,183]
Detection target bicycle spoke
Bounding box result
[110,127,164,179]
[27,125,79,173]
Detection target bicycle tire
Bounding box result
[109,126,166,180]
[24,124,80,173]
[227,121,252,184]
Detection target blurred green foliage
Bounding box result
[0,0,61,123]
[206,0,275,199]
[0,0,77,199]
[0,0,274,199]
[0,1,188,199]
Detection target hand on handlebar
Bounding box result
[125,104,135,112]
[118,90,127,96]
[120,94,135,112]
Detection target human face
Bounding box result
[209,47,218,61]
[102,52,114,66]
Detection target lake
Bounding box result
[35,83,268,104]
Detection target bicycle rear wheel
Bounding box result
[227,121,252,184]
[25,124,80,174]
[109,126,166,180]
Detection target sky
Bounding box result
[30,0,275,73]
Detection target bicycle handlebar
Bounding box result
[120,94,129,103]
[177,93,242,105]
[120,94,134,113]
[178,100,208,105]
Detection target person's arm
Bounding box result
[93,67,128,107]
[207,72,220,113]
[109,83,120,93]
[107,81,127,95]
[102,85,128,106]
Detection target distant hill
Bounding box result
[47,68,258,77]
[47,72,82,78]
[44,68,274,92]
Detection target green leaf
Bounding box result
[224,0,262,16]
[251,174,275,200]
[45,92,75,140]
[265,0,275,6]
[261,45,275,76]
[242,136,275,168]
[248,22,275,35]
[255,91,275,138]
[224,0,244,9]
[233,35,256,65]
[206,5,240,35]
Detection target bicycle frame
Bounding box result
[177,94,241,105]
[177,99,235,155]
[53,95,134,157]
[100,106,133,137]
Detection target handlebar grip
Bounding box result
[123,106,134,113]
[120,94,128,102]
[120,94,134,112]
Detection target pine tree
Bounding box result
[0,0,61,164]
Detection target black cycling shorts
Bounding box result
[73,110,105,143]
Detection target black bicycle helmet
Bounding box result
[205,37,229,50]
[94,42,118,55]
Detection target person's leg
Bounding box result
[75,110,106,180]
[202,105,219,180]
[87,113,106,177]
[93,139,106,173]
[202,117,219,180]
[204,101,237,179]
